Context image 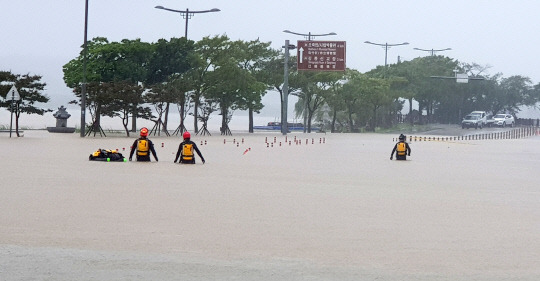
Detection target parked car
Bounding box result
[462,111,487,129]
[492,114,515,127]
[462,114,483,129]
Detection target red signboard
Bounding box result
[296,40,346,71]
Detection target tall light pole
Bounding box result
[282,40,295,135]
[414,47,452,56]
[80,0,89,137]
[282,29,337,133]
[364,41,409,69]
[154,6,220,39]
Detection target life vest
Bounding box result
[137,139,149,156]
[182,143,194,160]
[397,142,407,156]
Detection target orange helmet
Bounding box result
[140,127,149,137]
[183,131,191,139]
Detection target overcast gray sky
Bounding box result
[2,0,540,127]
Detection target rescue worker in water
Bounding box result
[174,131,205,164]
[390,134,411,160]
[129,127,158,162]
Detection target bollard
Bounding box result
[224,139,226,144]
[289,141,292,146]
[242,138,244,144]
[205,140,207,145]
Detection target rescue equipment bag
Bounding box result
[182,143,194,161]
[397,142,407,156]
[89,149,125,161]
[137,139,149,156]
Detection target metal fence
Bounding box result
[404,126,540,142]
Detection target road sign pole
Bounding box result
[9,103,13,138]
[6,86,21,138]
[9,94,14,138]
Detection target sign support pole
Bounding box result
[9,95,14,138]
[7,87,20,138]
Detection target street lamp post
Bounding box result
[80,0,89,137]
[414,47,452,56]
[282,29,337,133]
[282,40,296,135]
[155,5,220,134]
[154,6,220,39]
[364,41,409,69]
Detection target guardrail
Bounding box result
[400,126,539,142]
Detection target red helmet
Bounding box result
[140,127,149,137]
[183,131,191,139]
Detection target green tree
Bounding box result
[497,75,536,115]
[102,81,152,137]
[231,39,276,133]
[146,38,195,132]
[340,70,369,132]
[189,35,231,134]
[0,72,51,136]
[63,38,153,134]
[291,71,342,133]
[165,73,194,135]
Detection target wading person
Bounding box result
[129,127,158,162]
[390,134,411,161]
[174,131,205,164]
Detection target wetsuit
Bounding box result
[129,137,158,162]
[390,141,411,160]
[174,139,205,164]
